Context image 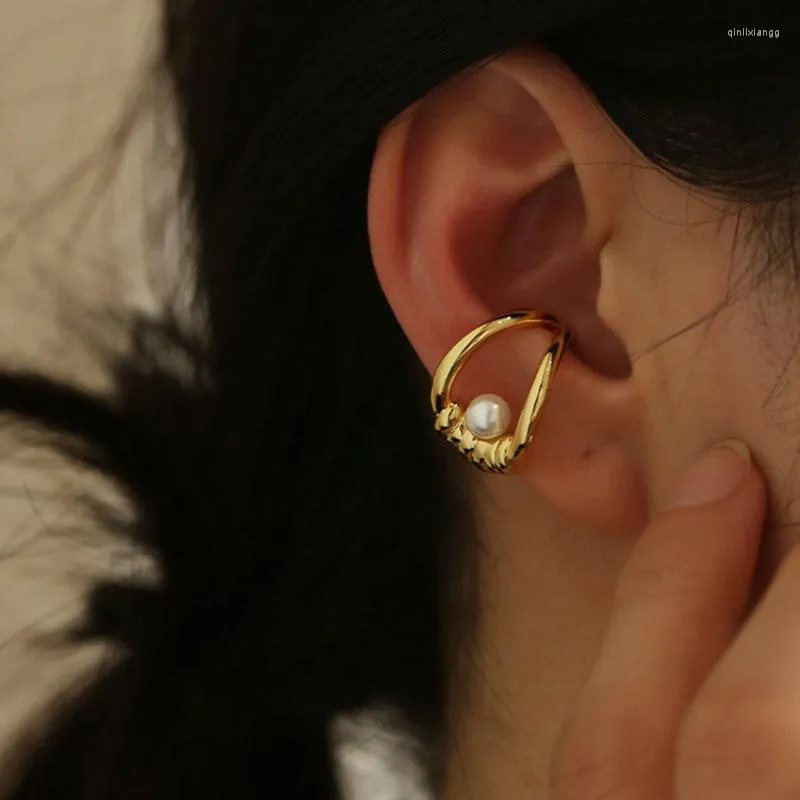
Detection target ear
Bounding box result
[367,47,650,538]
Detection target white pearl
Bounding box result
[465,393,511,439]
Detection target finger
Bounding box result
[550,441,766,800]
[677,545,800,800]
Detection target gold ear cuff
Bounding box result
[430,311,571,474]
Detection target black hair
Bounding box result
[0,0,796,796]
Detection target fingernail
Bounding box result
[666,439,751,510]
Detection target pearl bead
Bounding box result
[464,393,511,439]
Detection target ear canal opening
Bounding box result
[566,319,632,381]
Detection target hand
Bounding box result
[549,439,800,799]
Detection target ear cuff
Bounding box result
[430,310,571,474]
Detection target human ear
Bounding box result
[367,48,650,537]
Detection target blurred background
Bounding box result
[0,0,158,755]
[0,5,428,797]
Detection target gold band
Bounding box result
[430,311,572,474]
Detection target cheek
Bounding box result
[639,286,791,513]
[622,219,765,507]
[601,167,798,513]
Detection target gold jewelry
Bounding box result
[430,311,572,474]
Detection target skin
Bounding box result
[366,47,800,798]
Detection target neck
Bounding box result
[440,470,627,799]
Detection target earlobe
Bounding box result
[367,49,649,538]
